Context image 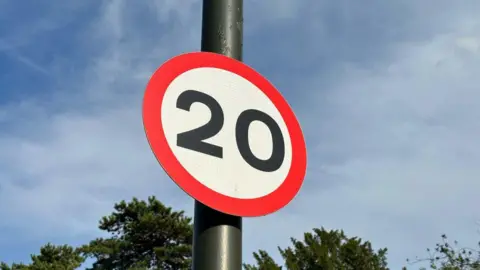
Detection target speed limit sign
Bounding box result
[143,52,307,217]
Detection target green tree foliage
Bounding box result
[79,196,192,270]
[244,250,281,270]
[8,197,480,270]
[0,244,84,270]
[244,227,389,270]
[406,234,480,270]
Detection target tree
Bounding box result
[244,227,389,270]
[80,196,193,270]
[0,243,84,270]
[406,234,480,270]
[244,250,281,270]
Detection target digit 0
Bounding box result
[235,109,285,172]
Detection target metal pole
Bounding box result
[192,1,243,270]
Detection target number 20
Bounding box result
[176,90,285,173]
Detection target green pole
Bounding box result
[192,0,243,269]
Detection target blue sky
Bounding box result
[1,0,480,269]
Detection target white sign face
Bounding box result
[161,67,293,199]
[143,52,306,217]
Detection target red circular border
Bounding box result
[143,52,307,217]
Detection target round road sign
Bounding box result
[143,52,306,217]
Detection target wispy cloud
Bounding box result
[6,49,50,75]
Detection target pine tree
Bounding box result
[0,244,84,270]
[244,227,389,270]
[80,196,192,270]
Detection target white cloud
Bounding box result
[0,0,200,238]
[247,18,480,268]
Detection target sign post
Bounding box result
[194,1,243,269]
[142,0,307,269]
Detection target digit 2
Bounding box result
[176,90,224,158]
[176,90,285,172]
